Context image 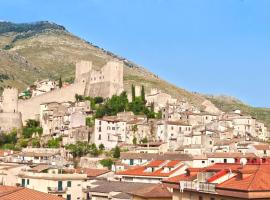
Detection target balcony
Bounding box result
[48,187,67,194]
[180,181,216,193]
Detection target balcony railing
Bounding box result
[47,187,67,193]
[180,181,216,193]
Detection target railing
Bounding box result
[48,187,67,193]
[180,181,216,193]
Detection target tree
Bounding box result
[113,146,121,158]
[99,144,105,151]
[141,85,146,104]
[140,137,148,144]
[47,138,60,148]
[131,84,136,102]
[94,97,104,104]
[75,94,83,102]
[132,137,137,145]
[100,159,114,170]
[59,76,63,88]
[156,111,162,119]
[86,117,94,127]
[31,138,40,148]
[26,119,40,128]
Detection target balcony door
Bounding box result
[58,181,63,191]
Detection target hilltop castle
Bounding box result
[18,60,124,123]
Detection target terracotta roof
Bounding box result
[80,168,111,178]
[166,120,190,126]
[0,186,64,200]
[253,144,270,150]
[217,164,270,192]
[165,160,182,168]
[129,184,172,198]
[112,192,131,199]
[29,164,51,172]
[146,160,166,167]
[207,152,256,158]
[89,181,155,194]
[117,161,185,178]
[120,152,193,161]
[205,163,243,172]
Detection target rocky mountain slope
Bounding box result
[0,21,269,126]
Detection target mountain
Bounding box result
[0,21,269,127]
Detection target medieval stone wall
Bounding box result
[0,112,22,132]
[18,81,85,123]
[18,60,124,123]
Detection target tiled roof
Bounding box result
[207,152,256,158]
[0,186,64,200]
[146,160,166,167]
[217,164,270,192]
[204,163,242,172]
[128,184,172,198]
[120,152,193,161]
[80,168,111,177]
[253,144,270,150]
[166,120,190,126]
[165,160,181,168]
[89,181,155,194]
[117,161,185,178]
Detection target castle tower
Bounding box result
[2,88,18,113]
[75,60,92,83]
[84,60,124,98]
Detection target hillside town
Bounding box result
[0,59,269,200]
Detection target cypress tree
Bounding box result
[141,85,146,103]
[131,84,135,102]
[59,76,63,88]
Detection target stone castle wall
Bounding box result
[18,60,124,123]
[0,112,22,132]
[18,81,85,123]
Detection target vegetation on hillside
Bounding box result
[207,96,270,127]
[0,21,269,128]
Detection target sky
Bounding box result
[0,0,269,107]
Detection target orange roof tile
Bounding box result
[146,160,166,167]
[0,186,64,200]
[117,162,185,178]
[217,164,270,192]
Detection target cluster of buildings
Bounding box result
[1,59,270,199]
[0,148,269,200]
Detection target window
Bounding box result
[224,159,227,163]
[264,150,267,154]
[27,179,30,185]
[98,127,102,132]
[67,181,72,187]
[21,179,25,187]
[202,161,205,164]
[98,134,101,140]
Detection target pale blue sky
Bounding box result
[0,0,269,107]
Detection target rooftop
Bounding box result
[0,186,64,200]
